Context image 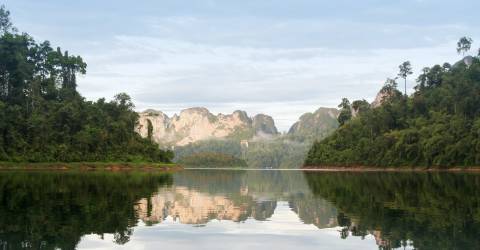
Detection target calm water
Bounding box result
[0,169,479,250]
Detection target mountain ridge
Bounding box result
[136,107,280,146]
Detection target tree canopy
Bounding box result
[0,6,172,162]
[457,36,473,56]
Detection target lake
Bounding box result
[0,169,478,250]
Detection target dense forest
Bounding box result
[306,38,480,167]
[0,6,172,162]
[174,138,309,168]
[177,152,248,168]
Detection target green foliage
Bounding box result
[337,98,352,126]
[398,61,413,96]
[457,36,473,56]
[174,138,310,169]
[0,5,15,34]
[147,119,153,141]
[306,55,480,167]
[178,152,247,167]
[351,99,369,115]
[0,7,172,163]
[175,139,243,160]
[244,139,309,168]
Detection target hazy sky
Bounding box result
[3,0,479,130]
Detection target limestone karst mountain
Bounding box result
[287,107,339,142]
[136,107,279,146]
[136,106,341,168]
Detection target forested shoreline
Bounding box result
[305,38,480,168]
[0,6,173,163]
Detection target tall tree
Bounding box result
[147,119,153,142]
[337,98,352,126]
[0,5,15,34]
[398,61,413,97]
[456,36,473,56]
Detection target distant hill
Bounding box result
[170,107,339,169]
[287,107,339,142]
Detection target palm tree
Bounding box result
[398,61,413,97]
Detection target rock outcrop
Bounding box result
[136,107,278,146]
[252,114,278,138]
[287,107,339,141]
[371,90,390,108]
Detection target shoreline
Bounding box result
[302,166,480,172]
[0,162,183,172]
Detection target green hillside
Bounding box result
[306,41,480,168]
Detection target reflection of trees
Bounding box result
[0,172,172,249]
[172,169,311,196]
[304,172,480,250]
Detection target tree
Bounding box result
[456,36,473,56]
[114,92,134,111]
[337,98,352,126]
[398,61,413,97]
[381,78,398,94]
[351,99,370,115]
[338,98,350,110]
[147,119,153,141]
[0,5,15,34]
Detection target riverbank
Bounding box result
[0,162,183,171]
[302,166,480,172]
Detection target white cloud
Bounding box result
[78,32,464,131]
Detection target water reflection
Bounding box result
[304,172,480,250]
[0,170,479,249]
[135,186,277,224]
[0,171,173,249]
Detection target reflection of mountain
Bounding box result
[288,193,338,229]
[136,186,276,225]
[304,172,480,250]
[134,170,337,228]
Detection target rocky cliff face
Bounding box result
[136,107,278,146]
[287,107,339,141]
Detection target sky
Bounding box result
[2,0,480,131]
